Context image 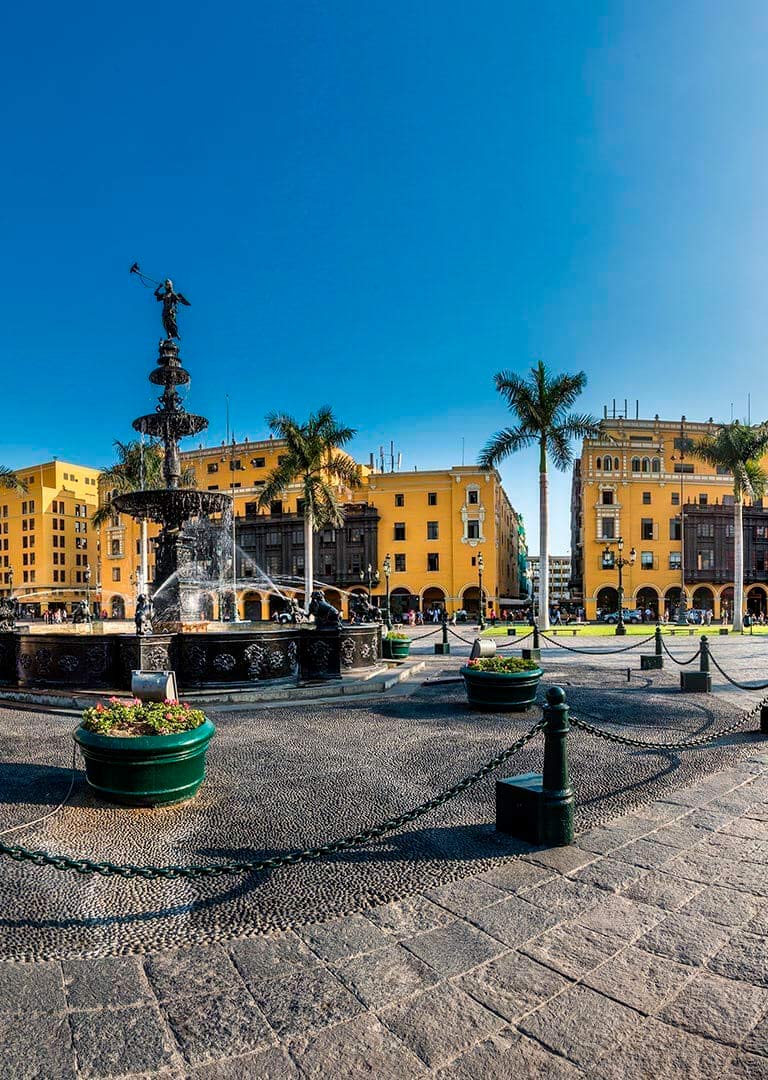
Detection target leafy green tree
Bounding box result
[258,408,361,607]
[692,422,768,632]
[479,361,600,629]
[92,440,194,596]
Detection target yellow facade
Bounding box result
[576,415,748,620]
[364,466,522,616]
[1,460,101,615]
[99,443,525,620]
[99,438,362,618]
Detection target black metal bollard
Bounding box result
[700,634,710,673]
[761,705,768,735]
[640,624,664,670]
[434,612,450,655]
[680,633,712,693]
[496,685,574,847]
[541,686,575,846]
[522,621,542,662]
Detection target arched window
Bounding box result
[595,457,602,470]
[651,458,660,473]
[641,457,650,473]
[614,457,620,470]
[631,457,641,472]
[603,457,612,472]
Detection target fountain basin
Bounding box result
[112,488,231,526]
[0,624,382,691]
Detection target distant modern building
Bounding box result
[528,555,572,607]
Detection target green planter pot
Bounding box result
[382,638,411,660]
[459,666,543,711]
[73,719,216,807]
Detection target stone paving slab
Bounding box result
[0,753,767,1075]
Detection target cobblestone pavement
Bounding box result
[1,753,768,1077]
[1,641,767,959]
[3,634,768,1075]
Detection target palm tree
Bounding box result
[692,422,768,633]
[257,408,361,607]
[0,467,26,494]
[92,440,194,595]
[479,361,600,630]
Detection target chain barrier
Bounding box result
[447,627,483,645]
[0,722,545,880]
[539,631,655,655]
[444,626,535,648]
[402,626,443,641]
[660,638,702,666]
[707,652,768,691]
[570,697,766,750]
[496,629,535,649]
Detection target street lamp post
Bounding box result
[603,537,636,635]
[382,553,392,630]
[477,552,486,630]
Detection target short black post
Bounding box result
[700,634,710,674]
[541,686,574,846]
[522,621,542,662]
[495,686,574,845]
[434,611,450,655]
[641,624,664,670]
[680,633,712,692]
[760,704,768,735]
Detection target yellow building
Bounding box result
[1,460,101,616]
[99,437,362,619]
[574,413,749,621]
[98,434,526,621]
[363,466,523,618]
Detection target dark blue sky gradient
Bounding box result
[1,2,767,550]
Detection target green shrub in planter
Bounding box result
[382,632,411,660]
[460,656,543,711]
[73,697,215,806]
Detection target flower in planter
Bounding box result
[466,656,540,674]
[384,632,410,641]
[81,698,207,737]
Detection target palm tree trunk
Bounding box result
[539,439,550,631]
[733,496,744,633]
[140,519,149,599]
[304,505,314,611]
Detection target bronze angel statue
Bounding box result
[154,279,190,340]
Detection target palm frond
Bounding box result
[548,428,574,472]
[478,427,536,469]
[0,466,26,493]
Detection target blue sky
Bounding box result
[1,2,768,553]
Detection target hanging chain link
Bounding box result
[0,722,545,880]
[539,631,655,655]
[570,696,767,750]
[660,638,702,666]
[707,653,768,691]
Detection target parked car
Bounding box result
[600,608,643,625]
